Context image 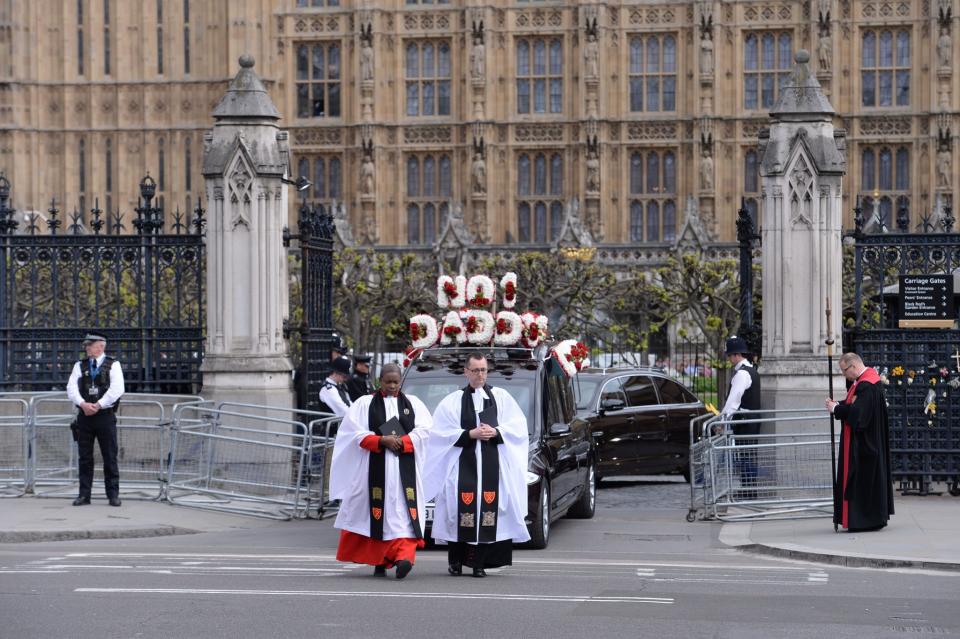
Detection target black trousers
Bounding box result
[447,541,487,568]
[77,415,119,499]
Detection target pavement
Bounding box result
[1,490,958,571]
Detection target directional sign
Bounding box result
[898,275,955,328]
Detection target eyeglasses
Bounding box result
[466,367,488,374]
[840,365,852,373]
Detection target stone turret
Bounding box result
[201,55,294,408]
[759,50,846,410]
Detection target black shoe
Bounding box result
[108,497,121,507]
[472,567,486,578]
[72,497,90,506]
[395,560,412,580]
[447,563,462,576]
[373,565,386,577]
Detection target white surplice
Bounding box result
[422,386,531,544]
[329,393,433,540]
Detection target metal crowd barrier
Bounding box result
[0,396,31,497]
[687,408,837,522]
[166,403,338,520]
[29,394,205,500]
[306,415,343,519]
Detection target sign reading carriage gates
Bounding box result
[898,275,955,328]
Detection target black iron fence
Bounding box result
[286,202,337,414]
[0,174,205,394]
[844,200,960,493]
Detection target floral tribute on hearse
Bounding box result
[404,273,589,376]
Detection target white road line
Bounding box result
[0,570,70,574]
[132,566,349,572]
[75,588,674,605]
[66,553,341,560]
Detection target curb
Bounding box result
[737,542,960,572]
[0,526,200,544]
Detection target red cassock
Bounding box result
[335,434,425,567]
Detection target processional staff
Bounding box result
[825,297,839,533]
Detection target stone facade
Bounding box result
[0,0,955,243]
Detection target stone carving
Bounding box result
[938,24,952,69]
[788,158,814,228]
[584,18,600,80]
[554,198,593,248]
[585,135,600,193]
[859,116,911,136]
[626,122,677,140]
[331,201,355,247]
[359,138,375,197]
[471,137,486,196]
[700,146,714,191]
[818,21,832,72]
[937,123,952,188]
[404,126,452,144]
[293,128,342,146]
[359,22,374,82]
[470,20,486,81]
[699,29,714,76]
[515,124,563,142]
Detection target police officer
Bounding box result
[345,354,375,402]
[66,333,125,506]
[319,356,353,417]
[330,332,347,361]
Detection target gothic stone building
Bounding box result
[0,0,956,249]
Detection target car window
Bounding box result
[544,373,566,425]
[623,375,659,407]
[402,375,534,433]
[558,376,576,422]
[573,378,601,410]
[600,377,626,408]
[656,377,689,404]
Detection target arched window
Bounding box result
[862,29,910,107]
[534,154,547,194]
[861,149,875,191]
[516,37,563,114]
[518,202,531,242]
[646,201,660,242]
[407,205,421,244]
[662,200,677,243]
[518,154,531,196]
[744,150,759,193]
[297,43,341,117]
[534,202,547,243]
[630,152,643,193]
[550,201,563,241]
[744,31,792,109]
[630,201,644,241]
[407,156,419,197]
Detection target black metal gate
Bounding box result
[844,203,960,494]
[0,175,205,393]
[288,202,337,413]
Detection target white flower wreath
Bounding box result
[440,310,467,345]
[552,339,591,377]
[520,312,549,349]
[464,310,495,345]
[500,272,518,310]
[437,275,467,309]
[465,275,496,308]
[494,311,523,346]
[409,314,439,350]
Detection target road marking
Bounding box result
[75,588,674,605]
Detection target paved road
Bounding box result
[1,481,958,639]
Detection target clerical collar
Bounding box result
[379,390,398,398]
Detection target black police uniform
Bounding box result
[345,371,374,402]
[75,357,121,502]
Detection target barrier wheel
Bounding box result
[949,481,960,497]
[685,510,697,523]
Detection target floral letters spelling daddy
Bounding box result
[410,273,548,349]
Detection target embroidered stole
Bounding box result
[457,385,500,543]
[367,393,422,540]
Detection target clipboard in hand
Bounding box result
[378,416,402,437]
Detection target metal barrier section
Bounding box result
[166,404,329,520]
[30,394,203,500]
[687,408,837,522]
[305,415,342,519]
[0,397,30,496]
